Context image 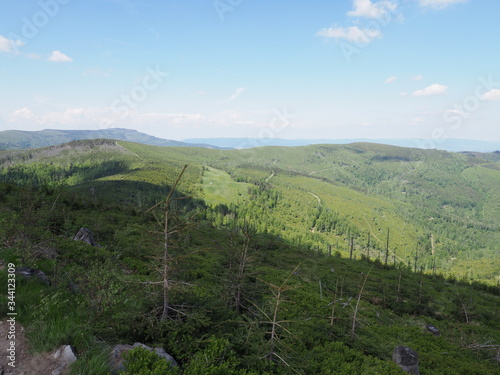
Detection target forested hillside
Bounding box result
[1,140,498,283]
[0,139,499,374]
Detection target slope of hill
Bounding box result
[0,128,228,150]
[183,137,500,152]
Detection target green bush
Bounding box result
[121,346,179,375]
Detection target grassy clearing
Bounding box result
[202,167,253,207]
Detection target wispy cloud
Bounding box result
[411,116,425,125]
[347,0,398,19]
[6,105,274,135]
[316,26,382,43]
[444,108,469,118]
[480,89,500,101]
[385,76,397,84]
[220,87,246,104]
[418,0,468,9]
[413,83,448,96]
[48,51,73,62]
[412,74,424,81]
[0,35,24,53]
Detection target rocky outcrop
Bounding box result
[110,343,178,374]
[392,345,420,375]
[73,227,98,247]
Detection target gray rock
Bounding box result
[393,345,420,375]
[73,227,98,247]
[15,267,49,285]
[110,343,178,374]
[153,347,178,364]
[110,344,134,374]
[53,345,77,364]
[426,324,440,336]
[50,345,77,374]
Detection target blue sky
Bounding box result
[1,0,499,143]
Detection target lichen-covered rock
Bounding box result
[393,345,420,375]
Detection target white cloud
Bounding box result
[220,87,246,104]
[0,35,24,53]
[418,0,468,9]
[480,89,500,101]
[385,76,397,84]
[48,50,73,62]
[316,26,382,44]
[412,74,424,81]
[161,113,206,124]
[413,83,448,96]
[5,105,271,136]
[42,108,86,125]
[8,107,35,121]
[444,109,469,118]
[348,0,398,19]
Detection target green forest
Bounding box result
[0,139,499,374]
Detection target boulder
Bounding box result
[110,343,178,374]
[426,324,440,336]
[53,345,77,363]
[52,345,77,374]
[73,227,98,247]
[16,267,50,285]
[392,345,420,375]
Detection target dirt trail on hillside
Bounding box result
[0,320,65,375]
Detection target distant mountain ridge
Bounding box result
[0,128,229,150]
[183,137,500,153]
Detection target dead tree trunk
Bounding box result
[161,165,188,321]
[384,228,390,266]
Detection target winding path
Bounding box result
[308,192,321,205]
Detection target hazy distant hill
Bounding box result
[0,128,228,150]
[183,137,500,153]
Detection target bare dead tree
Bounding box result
[227,222,256,313]
[351,267,372,337]
[141,165,196,321]
[384,228,390,266]
[250,264,301,373]
[349,236,354,260]
[396,272,402,303]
